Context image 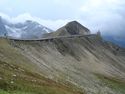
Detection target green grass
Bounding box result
[0,60,83,94]
[96,74,125,94]
[0,90,9,94]
[0,90,34,94]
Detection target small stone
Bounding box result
[32,79,37,82]
[0,77,2,80]
[12,74,16,77]
[10,81,14,84]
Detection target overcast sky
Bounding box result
[0,0,125,37]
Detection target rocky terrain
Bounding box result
[0,21,125,94]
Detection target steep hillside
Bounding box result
[0,38,83,94]
[8,34,125,94]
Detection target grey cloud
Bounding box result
[78,0,125,36]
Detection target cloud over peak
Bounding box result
[0,0,125,36]
[0,12,72,31]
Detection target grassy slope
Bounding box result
[96,74,125,94]
[0,38,83,94]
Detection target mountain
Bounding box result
[0,21,125,94]
[103,35,125,48]
[0,17,7,36]
[43,21,90,37]
[0,17,53,39]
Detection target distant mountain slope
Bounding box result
[43,21,90,38]
[0,17,53,39]
[0,17,7,36]
[103,35,125,48]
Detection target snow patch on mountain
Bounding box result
[42,27,50,33]
[5,25,22,38]
[0,17,53,39]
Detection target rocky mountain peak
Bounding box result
[43,21,91,38]
[66,21,81,26]
[47,21,91,37]
[64,21,90,35]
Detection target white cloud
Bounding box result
[0,12,71,30]
[80,0,124,12]
[79,0,125,35]
[0,12,10,21]
[11,13,34,23]
[11,13,72,30]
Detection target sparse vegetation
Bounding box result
[0,60,83,94]
[0,38,84,94]
[96,74,125,94]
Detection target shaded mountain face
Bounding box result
[59,21,90,35]
[103,35,125,48]
[0,17,7,36]
[0,17,53,39]
[44,21,90,38]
